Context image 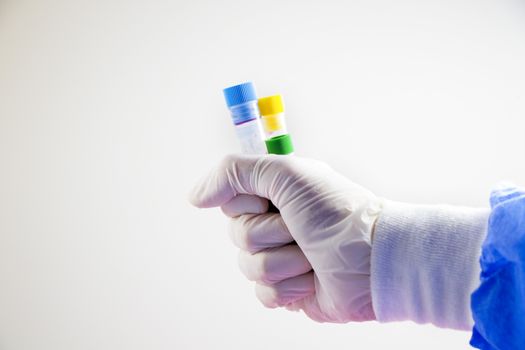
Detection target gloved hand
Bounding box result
[189,154,383,322]
[190,154,492,329]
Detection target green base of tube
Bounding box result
[265,134,294,155]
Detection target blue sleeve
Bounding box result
[470,186,525,349]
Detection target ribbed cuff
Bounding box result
[370,200,489,330]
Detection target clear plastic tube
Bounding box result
[258,95,294,155]
[232,114,267,154]
[223,83,267,154]
[261,112,288,139]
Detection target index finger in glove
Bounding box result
[188,154,300,209]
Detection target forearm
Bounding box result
[370,200,490,330]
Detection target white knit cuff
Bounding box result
[370,200,489,330]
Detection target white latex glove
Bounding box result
[189,154,382,322]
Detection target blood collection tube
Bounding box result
[257,95,294,155]
[223,82,267,154]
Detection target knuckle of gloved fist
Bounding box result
[237,250,255,281]
[237,250,274,283]
[242,227,263,254]
[220,154,238,169]
[240,251,276,285]
[253,251,276,284]
[255,284,282,309]
[229,218,257,252]
[220,205,235,218]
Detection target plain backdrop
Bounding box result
[0,0,524,349]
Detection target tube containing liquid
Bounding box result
[258,95,294,155]
[223,82,267,154]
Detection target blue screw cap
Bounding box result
[223,82,257,107]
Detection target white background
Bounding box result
[1,0,524,349]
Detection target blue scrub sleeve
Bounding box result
[470,186,525,349]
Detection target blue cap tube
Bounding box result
[223,82,267,154]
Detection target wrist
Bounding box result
[370,200,490,330]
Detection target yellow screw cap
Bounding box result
[258,95,284,116]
